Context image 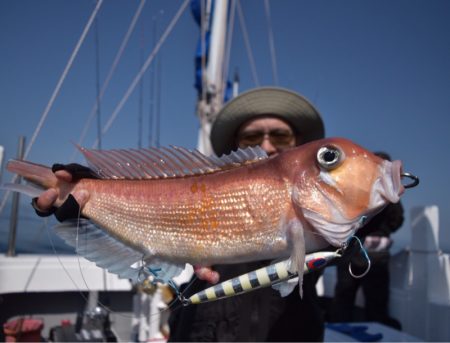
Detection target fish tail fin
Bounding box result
[6,159,58,191]
[1,182,44,198]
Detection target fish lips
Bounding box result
[374,160,404,206]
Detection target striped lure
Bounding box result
[186,250,341,304]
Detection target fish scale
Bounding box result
[79,169,291,264]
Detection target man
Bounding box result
[33,86,326,341]
[169,87,327,342]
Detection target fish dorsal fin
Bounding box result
[79,145,267,180]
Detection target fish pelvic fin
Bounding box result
[6,159,58,190]
[286,218,306,298]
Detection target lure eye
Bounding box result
[317,145,343,170]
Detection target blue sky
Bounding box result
[1,0,449,253]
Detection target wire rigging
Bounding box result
[138,18,145,149]
[93,0,190,148]
[236,0,259,87]
[94,15,102,150]
[221,0,237,101]
[264,0,278,85]
[70,0,147,161]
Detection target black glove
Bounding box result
[52,163,98,180]
[31,163,98,222]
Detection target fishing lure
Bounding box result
[181,250,341,305]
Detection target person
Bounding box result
[329,151,404,329]
[32,86,327,341]
[168,86,327,342]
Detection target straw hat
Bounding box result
[210,87,325,156]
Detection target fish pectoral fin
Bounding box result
[286,218,306,297]
[54,219,147,283]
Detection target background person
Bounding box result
[168,86,327,342]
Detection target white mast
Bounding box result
[197,0,229,155]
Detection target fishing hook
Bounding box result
[167,280,190,307]
[401,172,419,189]
[348,236,371,279]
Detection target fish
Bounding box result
[4,137,404,296]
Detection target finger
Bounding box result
[36,189,58,211]
[54,170,73,183]
[194,266,220,284]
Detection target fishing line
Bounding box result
[72,209,139,319]
[45,218,91,305]
[347,236,371,279]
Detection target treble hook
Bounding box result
[401,172,419,189]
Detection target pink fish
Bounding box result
[5,137,404,294]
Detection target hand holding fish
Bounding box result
[5,137,416,297]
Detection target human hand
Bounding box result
[32,168,90,218]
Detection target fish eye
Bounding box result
[317,145,343,170]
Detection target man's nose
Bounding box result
[260,136,278,156]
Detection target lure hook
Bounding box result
[349,257,371,279]
[347,236,371,279]
[401,172,419,189]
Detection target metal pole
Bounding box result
[7,136,25,257]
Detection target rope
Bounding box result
[0,0,103,216]
[93,0,190,148]
[71,0,147,160]
[236,0,259,87]
[264,0,278,85]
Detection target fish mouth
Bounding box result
[377,160,404,205]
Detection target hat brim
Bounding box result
[210,87,325,156]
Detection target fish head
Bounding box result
[290,137,404,247]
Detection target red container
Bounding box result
[3,318,44,342]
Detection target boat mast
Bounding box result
[196,0,229,155]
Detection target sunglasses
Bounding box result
[237,129,295,148]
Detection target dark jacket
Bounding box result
[357,202,404,239]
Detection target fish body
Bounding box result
[6,137,404,291]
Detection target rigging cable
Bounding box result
[93,0,190,148]
[138,17,145,149]
[148,15,156,147]
[264,0,279,85]
[0,0,104,216]
[94,15,102,150]
[236,0,260,87]
[221,0,237,101]
[71,0,147,161]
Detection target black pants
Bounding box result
[330,251,391,323]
